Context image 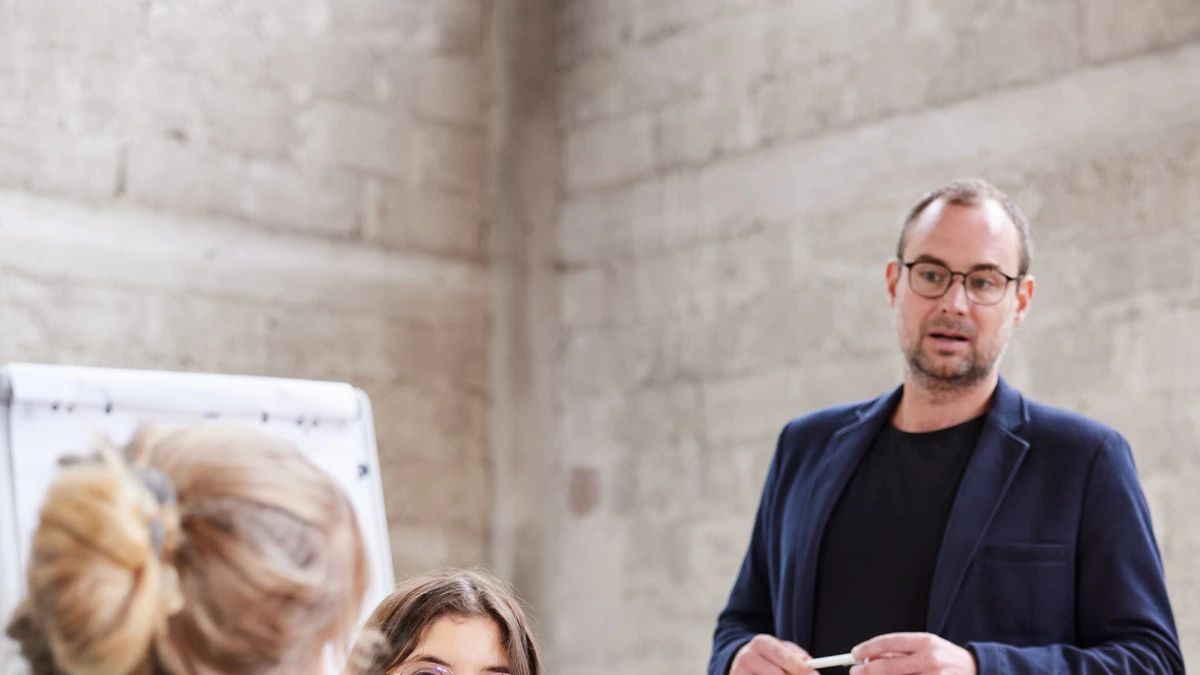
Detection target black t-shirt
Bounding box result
[808,414,986,672]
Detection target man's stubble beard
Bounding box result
[905,339,995,393]
[900,315,1015,395]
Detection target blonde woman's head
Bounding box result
[5,422,370,675]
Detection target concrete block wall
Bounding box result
[4,1,1200,673]
[549,1,1200,673]
[0,0,493,581]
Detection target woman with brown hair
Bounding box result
[5,422,371,675]
[356,569,541,675]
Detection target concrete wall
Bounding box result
[549,1,1200,673]
[488,0,562,625]
[3,0,1199,673]
[0,0,493,581]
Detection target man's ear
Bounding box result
[886,260,902,307]
[1013,275,1035,326]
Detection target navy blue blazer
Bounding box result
[709,378,1183,674]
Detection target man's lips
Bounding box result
[927,331,970,342]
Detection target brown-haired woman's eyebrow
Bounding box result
[405,653,510,674]
[407,655,452,668]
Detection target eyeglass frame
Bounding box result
[898,258,1023,306]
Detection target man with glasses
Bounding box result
[708,179,1183,675]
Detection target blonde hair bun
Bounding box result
[25,443,183,675]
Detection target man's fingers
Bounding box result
[852,632,929,661]
[783,642,817,674]
[739,651,788,675]
[756,637,805,671]
[778,640,815,671]
[783,641,813,661]
[732,639,791,675]
[739,635,814,674]
[850,653,928,675]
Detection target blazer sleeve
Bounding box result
[967,431,1184,674]
[708,423,790,675]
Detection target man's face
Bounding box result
[886,198,1035,392]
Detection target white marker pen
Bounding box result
[805,653,867,669]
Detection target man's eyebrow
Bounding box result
[909,253,1005,272]
[909,253,948,266]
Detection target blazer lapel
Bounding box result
[926,378,1031,634]
[793,386,902,646]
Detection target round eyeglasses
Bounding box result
[901,260,1020,306]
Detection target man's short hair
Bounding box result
[897,178,1033,276]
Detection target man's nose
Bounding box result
[939,276,971,313]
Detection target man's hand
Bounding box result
[849,633,976,675]
[731,634,817,675]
